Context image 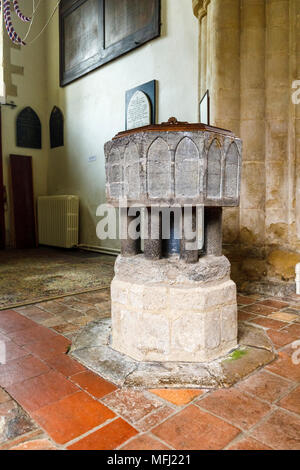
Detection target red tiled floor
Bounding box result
[24,336,71,360]
[67,418,138,450]
[256,299,289,309]
[0,310,36,334]
[101,389,163,424]
[267,329,298,348]
[135,405,174,432]
[282,323,300,338]
[7,324,58,346]
[6,370,79,412]
[4,342,29,362]
[241,304,275,316]
[236,370,293,403]
[250,317,286,330]
[0,331,11,342]
[46,354,86,377]
[32,391,116,444]
[278,386,300,415]
[237,295,256,305]
[0,355,49,388]
[238,310,257,322]
[121,434,170,450]
[227,437,272,450]
[149,389,205,406]
[197,388,271,430]
[152,405,240,450]
[266,351,300,382]
[0,388,10,404]
[70,370,117,399]
[251,409,300,450]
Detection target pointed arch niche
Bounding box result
[50,106,64,149]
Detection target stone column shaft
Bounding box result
[144,208,162,260]
[204,207,222,256]
[120,208,140,256]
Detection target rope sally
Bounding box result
[13,0,31,22]
[2,0,26,45]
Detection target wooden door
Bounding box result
[0,109,5,248]
[10,154,36,248]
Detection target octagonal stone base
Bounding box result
[111,254,238,362]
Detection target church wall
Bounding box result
[45,0,199,252]
[1,1,48,245]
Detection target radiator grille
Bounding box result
[37,195,79,248]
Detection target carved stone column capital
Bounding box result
[192,0,211,20]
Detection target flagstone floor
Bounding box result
[0,289,300,450]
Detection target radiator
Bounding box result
[37,195,79,248]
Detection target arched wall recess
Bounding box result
[16,106,41,149]
[50,106,64,149]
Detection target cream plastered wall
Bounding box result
[1,1,48,244]
[193,0,300,290]
[45,0,199,251]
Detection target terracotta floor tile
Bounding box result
[24,336,71,360]
[0,388,10,404]
[236,370,293,403]
[46,354,86,377]
[268,311,299,323]
[0,332,11,343]
[251,409,300,450]
[0,355,49,388]
[6,370,79,412]
[197,388,271,430]
[267,329,298,348]
[278,386,300,415]
[266,351,300,382]
[101,389,163,424]
[10,438,57,450]
[67,418,138,450]
[4,342,29,362]
[282,324,300,338]
[250,317,286,330]
[32,391,115,444]
[257,299,290,310]
[0,429,43,450]
[71,370,117,399]
[0,310,36,334]
[121,434,170,450]
[242,304,275,316]
[149,389,205,406]
[152,405,240,450]
[227,437,272,450]
[237,295,256,305]
[7,324,58,346]
[238,311,258,322]
[135,406,174,432]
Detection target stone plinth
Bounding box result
[111,254,237,362]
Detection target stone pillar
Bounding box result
[144,208,162,260]
[120,207,140,256]
[180,206,199,263]
[239,0,266,251]
[204,207,222,256]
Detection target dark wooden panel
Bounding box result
[0,109,5,249]
[50,106,64,148]
[60,0,161,86]
[10,155,36,249]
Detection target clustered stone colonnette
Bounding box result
[104,117,242,363]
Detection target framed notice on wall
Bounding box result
[59,0,161,86]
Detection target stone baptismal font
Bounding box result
[105,117,241,363]
[70,118,275,388]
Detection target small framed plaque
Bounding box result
[200,90,210,125]
[125,80,156,130]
